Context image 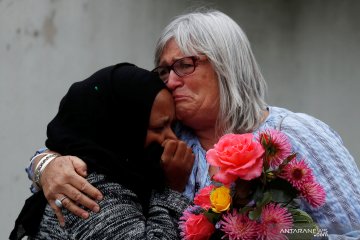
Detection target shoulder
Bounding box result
[268,106,343,145]
[269,106,359,179]
[266,106,358,172]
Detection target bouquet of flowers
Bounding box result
[179,129,326,240]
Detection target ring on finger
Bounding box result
[55,196,68,208]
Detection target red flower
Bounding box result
[194,185,215,210]
[179,211,215,240]
[258,129,292,169]
[206,133,264,184]
[279,159,314,189]
[300,182,326,208]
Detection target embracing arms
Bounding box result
[34,172,191,239]
[28,139,194,226]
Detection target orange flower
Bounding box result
[210,186,231,213]
[206,133,264,184]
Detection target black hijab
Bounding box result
[10,63,167,239]
[46,62,166,183]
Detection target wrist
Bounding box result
[33,153,59,189]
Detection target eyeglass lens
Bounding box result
[154,57,197,82]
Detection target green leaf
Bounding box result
[248,207,262,221]
[204,211,222,224]
[289,208,315,224]
[283,153,297,165]
[267,178,298,203]
[285,208,319,240]
[238,206,253,214]
[256,191,272,208]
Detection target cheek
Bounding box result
[189,70,218,97]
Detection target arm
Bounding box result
[280,113,360,238]
[61,173,191,239]
[29,139,194,226]
[28,150,103,226]
[26,148,48,193]
[147,188,191,239]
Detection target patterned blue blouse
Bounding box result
[179,106,360,239]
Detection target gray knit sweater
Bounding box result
[31,173,191,239]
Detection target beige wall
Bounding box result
[1,0,359,237]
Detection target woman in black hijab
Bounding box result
[11,63,193,239]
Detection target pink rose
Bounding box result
[194,185,215,210]
[206,133,264,184]
[180,212,215,240]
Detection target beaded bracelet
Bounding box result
[34,153,59,188]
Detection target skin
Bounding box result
[159,39,220,150]
[32,34,272,228]
[36,39,224,226]
[159,40,268,177]
[145,89,177,146]
[37,89,194,226]
[146,90,194,192]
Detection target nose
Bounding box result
[166,70,183,90]
[165,127,178,141]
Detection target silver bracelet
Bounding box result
[34,153,59,188]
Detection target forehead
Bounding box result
[160,39,193,65]
[150,90,175,117]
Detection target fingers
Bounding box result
[49,201,65,227]
[62,179,101,213]
[60,194,90,219]
[48,193,91,227]
[71,156,88,177]
[41,155,103,221]
[161,140,195,192]
[45,184,94,221]
[162,140,194,170]
[173,141,194,169]
[70,156,103,201]
[161,139,178,161]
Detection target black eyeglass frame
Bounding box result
[152,56,203,83]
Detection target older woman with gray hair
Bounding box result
[22,9,360,239]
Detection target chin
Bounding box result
[176,111,190,122]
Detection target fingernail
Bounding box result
[82,212,89,219]
[60,222,65,228]
[97,195,103,201]
[93,205,100,213]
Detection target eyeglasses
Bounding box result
[152,56,205,83]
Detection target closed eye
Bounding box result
[150,126,165,133]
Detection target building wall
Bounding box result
[1,0,359,237]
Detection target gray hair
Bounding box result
[154,10,267,134]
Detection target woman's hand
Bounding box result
[161,140,194,192]
[39,155,103,226]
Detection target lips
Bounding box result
[172,94,188,102]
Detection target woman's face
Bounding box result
[145,89,177,147]
[158,39,220,131]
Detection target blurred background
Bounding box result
[1,0,359,238]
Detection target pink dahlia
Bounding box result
[258,203,293,240]
[300,182,326,208]
[279,159,314,189]
[219,209,258,240]
[258,129,292,169]
[179,210,215,240]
